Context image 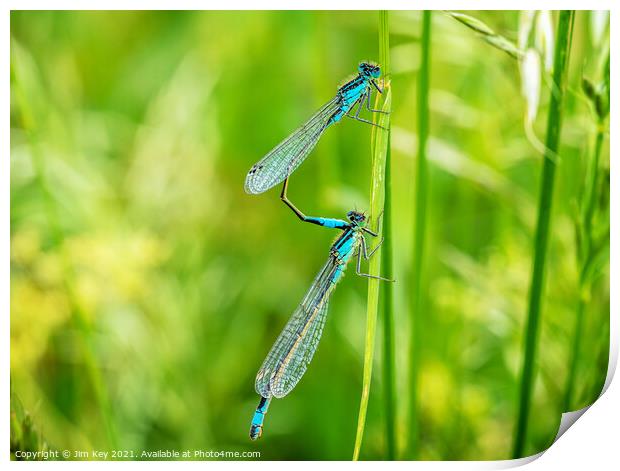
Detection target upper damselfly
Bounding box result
[244,62,387,195]
[249,178,393,440]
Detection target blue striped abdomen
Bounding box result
[306,217,348,229]
[249,396,271,440]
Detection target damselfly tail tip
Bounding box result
[249,396,270,440]
[249,424,262,440]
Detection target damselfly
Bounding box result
[249,178,393,440]
[244,62,387,195]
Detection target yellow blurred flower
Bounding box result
[419,361,454,421]
[11,228,41,265]
[11,280,70,370]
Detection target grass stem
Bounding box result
[564,119,606,412]
[408,10,431,460]
[512,10,575,458]
[352,10,391,461]
[381,135,396,459]
[444,11,522,59]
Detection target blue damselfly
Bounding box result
[249,178,393,440]
[244,62,387,195]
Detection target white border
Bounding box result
[3,2,617,468]
[1,1,618,11]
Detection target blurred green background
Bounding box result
[10,11,609,460]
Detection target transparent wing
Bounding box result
[244,97,341,194]
[255,256,339,398]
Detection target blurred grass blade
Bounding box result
[408,10,431,460]
[445,11,522,59]
[589,10,609,47]
[519,10,536,51]
[11,386,50,459]
[512,10,575,458]
[381,135,396,459]
[352,10,391,461]
[520,48,542,123]
[564,48,609,411]
[11,38,118,450]
[563,296,586,411]
[536,11,554,71]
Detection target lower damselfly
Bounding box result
[244,62,388,195]
[249,178,393,440]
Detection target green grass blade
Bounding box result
[408,10,431,460]
[444,11,522,59]
[563,297,586,411]
[11,386,51,459]
[564,50,609,411]
[512,10,575,458]
[381,135,396,459]
[352,10,391,461]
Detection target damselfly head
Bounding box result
[347,210,366,225]
[358,62,381,79]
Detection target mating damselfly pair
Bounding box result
[244,62,392,440]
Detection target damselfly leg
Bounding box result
[365,91,390,114]
[280,176,306,222]
[346,92,388,130]
[355,237,395,282]
[363,209,385,237]
[371,79,384,94]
